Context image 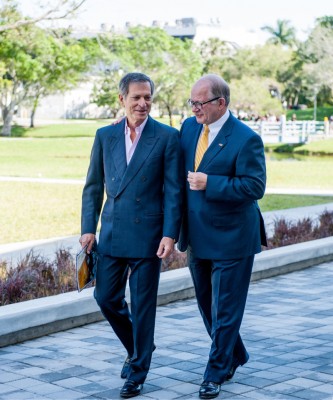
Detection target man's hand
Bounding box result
[79,233,96,253]
[187,171,207,190]
[156,237,175,259]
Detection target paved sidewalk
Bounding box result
[1,262,333,399]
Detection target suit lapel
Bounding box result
[117,116,158,196]
[109,121,127,178]
[198,114,233,171]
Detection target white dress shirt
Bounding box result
[125,117,148,164]
[206,109,230,146]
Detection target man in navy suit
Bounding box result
[80,72,182,398]
[179,74,267,399]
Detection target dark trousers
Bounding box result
[188,248,254,383]
[94,255,161,384]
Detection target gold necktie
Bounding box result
[195,125,209,171]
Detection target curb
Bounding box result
[1,237,333,347]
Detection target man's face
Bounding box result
[119,82,152,127]
[190,80,225,125]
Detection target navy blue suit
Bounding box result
[179,113,266,383]
[81,116,182,383]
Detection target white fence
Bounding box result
[244,120,331,143]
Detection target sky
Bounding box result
[17,0,333,46]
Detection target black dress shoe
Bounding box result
[120,380,143,398]
[121,344,156,379]
[199,381,221,399]
[226,360,241,381]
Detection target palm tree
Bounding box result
[261,19,297,47]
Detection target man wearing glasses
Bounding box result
[178,74,267,399]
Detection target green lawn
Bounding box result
[0,137,93,179]
[1,180,332,245]
[9,121,108,138]
[2,137,333,188]
[1,120,333,244]
[286,106,333,121]
[294,138,333,155]
[266,154,333,190]
[0,181,84,244]
[258,194,333,212]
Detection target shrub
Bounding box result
[161,251,187,272]
[0,249,76,306]
[1,210,332,305]
[266,210,333,249]
[314,210,333,238]
[0,249,187,306]
[267,217,314,249]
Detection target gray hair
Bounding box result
[200,74,230,106]
[119,72,155,97]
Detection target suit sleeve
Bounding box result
[162,130,183,241]
[205,133,266,202]
[81,131,105,235]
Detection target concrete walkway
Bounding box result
[0,261,333,399]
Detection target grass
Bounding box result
[2,134,333,185]
[258,195,333,212]
[265,139,333,156]
[0,182,83,244]
[294,138,333,155]
[8,120,107,138]
[6,116,174,138]
[0,137,93,179]
[286,106,333,121]
[265,154,333,190]
[1,118,333,244]
[1,180,333,244]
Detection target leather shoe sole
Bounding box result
[199,381,220,399]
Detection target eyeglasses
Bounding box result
[187,97,221,109]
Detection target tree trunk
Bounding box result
[166,105,173,126]
[1,107,14,136]
[30,96,40,128]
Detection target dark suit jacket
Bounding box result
[81,116,182,258]
[178,113,267,259]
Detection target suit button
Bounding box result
[135,218,140,223]
[136,198,140,202]
[141,176,147,182]
[111,177,115,181]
